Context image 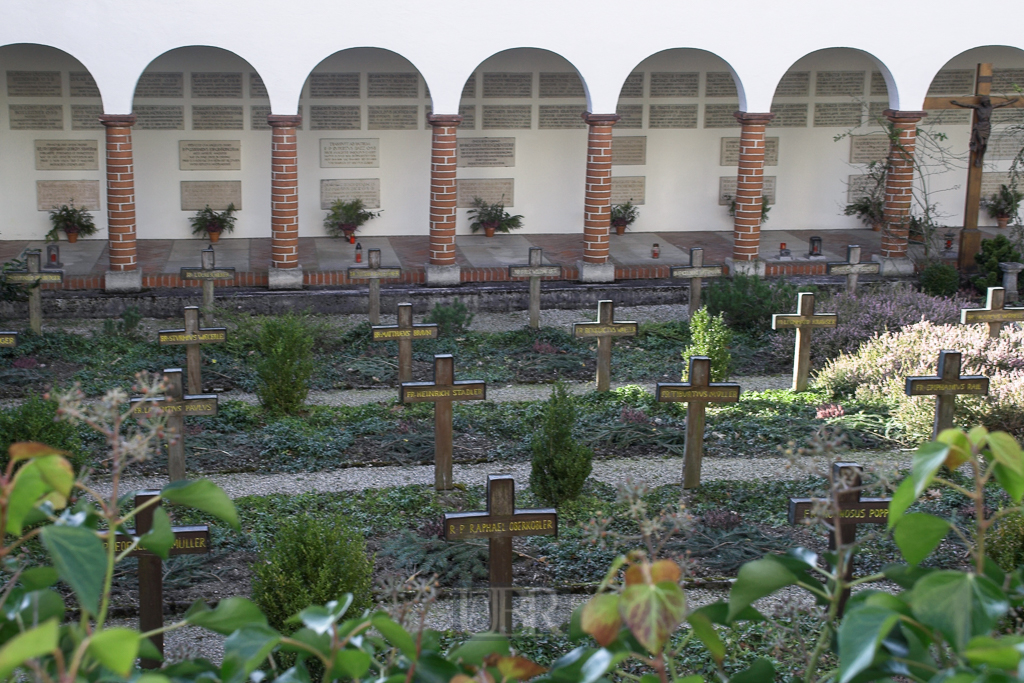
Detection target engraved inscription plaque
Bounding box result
[616,104,643,129]
[135,73,184,98]
[620,73,643,98]
[483,73,532,98]
[867,101,888,123]
[135,105,184,130]
[719,176,776,205]
[320,138,380,168]
[191,72,242,98]
[993,69,1024,93]
[538,105,586,129]
[179,141,242,170]
[462,75,476,99]
[611,176,645,205]
[368,105,418,130]
[10,105,63,130]
[649,72,699,97]
[310,73,360,98]
[192,105,244,130]
[456,179,514,207]
[459,104,476,129]
[35,140,99,170]
[927,109,971,125]
[7,71,61,97]
[774,72,810,97]
[987,132,1024,161]
[368,73,419,98]
[69,72,100,98]
[847,174,878,203]
[482,105,531,129]
[815,71,865,96]
[992,109,1022,125]
[250,105,271,130]
[814,103,862,127]
[721,137,778,166]
[927,70,975,96]
[850,134,890,163]
[769,103,808,128]
[71,105,103,130]
[310,106,360,130]
[649,104,697,128]
[703,104,740,128]
[250,73,268,98]
[870,71,888,97]
[181,181,242,211]
[539,73,585,98]
[982,172,1013,198]
[320,179,381,210]
[457,137,515,167]
[612,137,646,165]
[36,180,100,211]
[705,72,738,97]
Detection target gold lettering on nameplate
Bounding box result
[403,384,486,401]
[574,324,638,337]
[445,515,556,539]
[965,310,1024,322]
[0,335,17,347]
[7,272,63,283]
[159,331,227,344]
[659,388,739,401]
[181,269,235,280]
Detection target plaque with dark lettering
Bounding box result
[180,181,242,211]
[250,73,268,98]
[993,69,1024,94]
[348,268,401,280]
[456,179,514,207]
[927,70,974,96]
[720,177,775,205]
[71,105,103,130]
[37,180,100,211]
[483,73,532,98]
[251,105,271,130]
[10,105,63,130]
[721,137,778,166]
[612,136,646,165]
[656,385,739,402]
[774,72,810,97]
[321,138,380,168]
[703,104,740,128]
[815,71,865,96]
[368,105,418,130]
[539,105,586,128]
[610,177,645,205]
[648,104,697,129]
[649,72,699,97]
[180,267,235,281]
[134,105,184,130]
[458,137,515,167]
[320,179,380,210]
[191,72,243,98]
[0,333,18,348]
[158,329,228,345]
[482,105,532,129]
[616,104,643,129]
[671,265,723,279]
[130,395,219,416]
[962,309,1024,324]
[135,73,184,98]
[459,104,476,129]
[368,73,419,98]
[927,109,971,126]
[772,314,838,329]
[867,101,888,124]
[6,271,64,284]
[35,140,99,170]
[906,378,989,396]
[192,106,244,130]
[179,141,241,170]
[444,512,557,540]
[401,383,487,402]
[462,75,476,99]
[310,73,360,98]
[310,105,361,130]
[7,71,61,97]
[539,73,585,98]
[705,72,738,97]
[768,103,808,128]
[982,173,1013,198]
[827,262,880,276]
[619,73,643,98]
[69,72,100,98]
[870,71,889,97]
[849,134,890,164]
[813,103,863,128]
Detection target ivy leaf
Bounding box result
[963,635,1023,670]
[888,478,917,530]
[221,625,280,683]
[619,581,685,654]
[40,525,105,616]
[988,431,1023,476]
[730,658,775,683]
[728,556,798,621]
[893,513,950,565]
[488,655,547,681]
[580,594,621,647]
[448,633,510,665]
[160,479,239,530]
[837,605,901,683]
[910,441,951,497]
[911,571,1008,651]
[87,628,139,675]
[138,507,174,560]
[371,612,416,659]
[331,649,371,679]
[186,597,267,635]
[0,619,58,680]
[687,611,724,665]
[937,428,972,470]
[8,442,66,463]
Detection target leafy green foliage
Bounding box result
[681,307,732,382]
[919,261,960,297]
[379,528,489,587]
[704,274,805,332]
[100,306,142,339]
[982,183,1024,220]
[46,201,97,240]
[842,161,887,228]
[255,314,314,415]
[0,395,85,471]
[322,198,380,237]
[425,299,474,337]
[973,234,1022,292]
[989,510,1024,572]
[530,382,593,506]
[610,201,640,229]
[188,203,236,236]
[467,196,523,233]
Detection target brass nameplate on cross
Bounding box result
[670,266,723,279]
[0,333,17,348]
[158,329,228,344]
[657,386,740,401]
[826,262,879,276]
[180,268,235,280]
[109,526,211,557]
[772,315,838,328]
[962,309,1024,323]
[444,513,557,540]
[348,268,401,279]
[6,271,64,284]
[906,379,989,396]
[788,499,890,525]
[130,395,219,416]
[508,265,561,278]
[372,327,439,341]
[572,323,639,338]
[401,383,486,402]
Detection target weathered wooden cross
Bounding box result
[158,306,227,395]
[0,331,17,348]
[656,356,741,489]
[6,250,63,334]
[826,245,880,294]
[400,354,485,490]
[372,303,438,383]
[348,249,402,325]
[180,247,234,325]
[670,248,723,316]
[444,475,557,633]
[131,368,219,481]
[772,293,837,392]
[961,286,1024,338]
[508,247,561,329]
[905,350,990,439]
[572,300,638,392]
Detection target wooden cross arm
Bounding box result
[347,267,402,280]
[400,381,486,403]
[656,382,740,403]
[130,394,219,416]
[109,526,211,557]
[772,314,838,330]
[572,321,639,338]
[788,498,891,525]
[961,308,1024,324]
[158,328,228,345]
[670,265,723,279]
[0,332,17,348]
[5,271,64,284]
[923,95,1024,110]
[180,267,235,280]
[371,324,439,341]
[904,376,990,396]
[827,262,880,276]
[443,510,557,540]
[509,264,561,278]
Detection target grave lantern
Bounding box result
[355,242,363,263]
[943,231,956,254]
[651,243,660,259]
[779,242,791,259]
[808,236,823,258]
[45,244,61,268]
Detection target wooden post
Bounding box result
[509,248,561,329]
[670,248,723,316]
[6,252,63,335]
[372,303,438,383]
[961,287,1024,338]
[905,351,990,438]
[772,293,838,392]
[572,301,638,392]
[158,307,228,395]
[348,249,401,326]
[826,245,880,294]
[180,248,235,327]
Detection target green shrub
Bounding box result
[990,510,1024,572]
[530,382,593,505]
[255,314,314,415]
[0,394,85,471]
[919,262,960,297]
[379,527,489,587]
[704,274,806,332]
[101,306,142,339]
[973,234,1022,292]
[681,307,732,382]
[425,299,474,336]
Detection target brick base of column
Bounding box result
[724,258,766,277]
[576,260,615,283]
[268,266,304,290]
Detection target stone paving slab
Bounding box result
[316,236,401,271]
[458,234,537,267]
[609,234,690,265]
[17,239,106,275]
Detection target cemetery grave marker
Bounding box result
[400,354,485,490]
[372,303,438,382]
[5,250,62,334]
[131,368,218,481]
[444,474,557,633]
[572,300,638,392]
[348,249,402,325]
[671,248,723,315]
[961,286,1024,338]
[0,331,17,348]
[772,292,837,392]
[826,245,879,294]
[656,356,741,489]
[905,350,989,439]
[158,306,227,395]
[180,247,234,325]
[508,247,561,329]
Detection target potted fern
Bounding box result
[324,198,380,243]
[610,200,640,235]
[468,196,523,237]
[189,204,236,243]
[47,202,97,243]
[983,184,1024,229]
[843,161,887,231]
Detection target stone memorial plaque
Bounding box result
[982,172,1013,198]
[320,179,381,210]
[69,72,100,98]
[179,140,242,170]
[703,104,740,128]
[815,71,865,96]
[181,181,242,211]
[456,179,514,207]
[720,137,778,166]
[719,176,776,205]
[705,72,737,97]
[928,69,974,96]
[611,176,645,205]
[616,104,643,129]
[191,72,242,98]
[459,104,476,129]
[7,71,61,97]
[612,136,646,165]
[987,132,1024,160]
[482,105,531,129]
[250,73,268,98]
[368,73,419,98]
[457,137,515,167]
[135,73,184,98]
[320,138,380,167]
[850,134,890,163]
[539,72,585,98]
[192,105,244,130]
[648,104,697,128]
[70,105,103,130]
[768,103,808,128]
[250,105,271,130]
[993,69,1024,93]
[368,105,418,130]
[35,140,99,170]
[310,73,360,98]
[927,108,971,125]
[135,105,184,130]
[483,73,532,98]
[620,72,643,98]
[310,105,360,130]
[870,71,888,97]
[867,101,888,123]
[462,75,476,99]
[649,72,699,97]
[814,102,863,127]
[36,180,100,211]
[847,174,878,203]
[10,105,63,130]
[538,105,586,128]
[992,109,1023,125]
[774,71,810,97]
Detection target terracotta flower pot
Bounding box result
[871,221,883,232]
[484,226,496,237]
[66,232,79,243]
[208,231,221,243]
[998,216,1010,229]
[614,223,627,235]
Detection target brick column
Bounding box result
[728,112,773,276]
[876,110,926,274]
[99,114,142,292]
[425,114,462,286]
[579,112,619,283]
[268,114,303,290]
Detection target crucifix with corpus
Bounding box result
[158,306,228,394]
[905,350,989,439]
[372,303,438,382]
[961,286,1024,337]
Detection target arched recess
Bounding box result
[297,48,430,240]
[0,43,106,242]
[456,48,590,234]
[131,46,270,241]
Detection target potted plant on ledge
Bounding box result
[468,196,523,237]
[610,200,639,235]
[324,198,381,243]
[189,204,237,243]
[47,202,97,243]
[983,184,1024,229]
[842,160,887,231]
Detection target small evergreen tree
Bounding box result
[530,382,592,505]
[973,234,1022,292]
[255,314,315,415]
[681,307,732,382]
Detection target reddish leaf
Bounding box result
[484,655,546,681]
[9,442,67,463]
[581,593,622,646]
[619,582,686,654]
[624,564,644,586]
[650,560,681,584]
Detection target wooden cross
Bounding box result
[670,248,723,316]
[0,331,17,348]
[372,303,438,383]
[826,245,879,294]
[131,368,219,481]
[656,356,740,489]
[400,354,485,490]
[158,306,227,395]
[348,249,401,325]
[905,350,990,439]
[772,293,837,392]
[444,475,556,633]
[6,251,62,334]
[961,286,1024,338]
[508,247,561,329]
[180,247,234,325]
[572,300,638,392]
[788,463,890,615]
